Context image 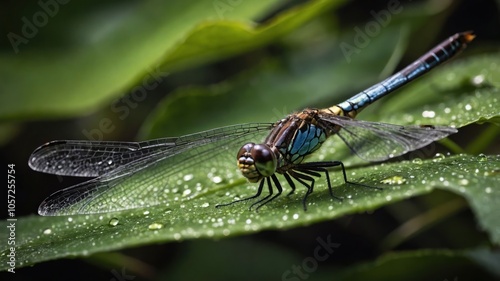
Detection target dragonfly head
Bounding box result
[237,143,277,182]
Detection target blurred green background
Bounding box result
[1,0,499,280]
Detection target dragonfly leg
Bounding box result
[288,169,316,211]
[283,172,296,196]
[253,175,283,212]
[215,178,267,209]
[296,162,343,200]
[331,161,382,190]
[248,177,274,211]
[292,160,384,209]
[297,161,382,199]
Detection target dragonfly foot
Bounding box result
[346,180,383,190]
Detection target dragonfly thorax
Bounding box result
[237,142,277,183]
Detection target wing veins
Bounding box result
[319,114,457,162]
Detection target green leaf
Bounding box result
[2,0,336,120]
[1,154,499,270]
[161,0,348,71]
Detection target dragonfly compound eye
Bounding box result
[252,144,277,177]
[237,143,277,182]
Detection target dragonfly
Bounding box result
[29,31,475,216]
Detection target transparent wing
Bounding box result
[29,140,175,177]
[318,113,457,162]
[29,124,270,177]
[33,123,273,215]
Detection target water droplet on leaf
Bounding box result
[433,153,445,162]
[422,110,436,118]
[212,176,223,184]
[380,175,407,185]
[412,158,423,164]
[108,218,119,227]
[183,174,194,181]
[148,223,163,230]
[477,154,487,161]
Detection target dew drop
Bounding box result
[67,217,73,222]
[183,174,194,181]
[477,154,487,161]
[201,202,210,208]
[212,176,223,184]
[412,158,423,164]
[380,175,407,185]
[464,104,472,111]
[433,153,445,162]
[148,222,163,230]
[108,218,119,227]
[43,228,52,235]
[459,179,469,186]
[422,110,436,118]
[471,74,485,86]
[182,189,192,197]
[485,187,492,194]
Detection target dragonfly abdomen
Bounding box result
[333,31,475,118]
